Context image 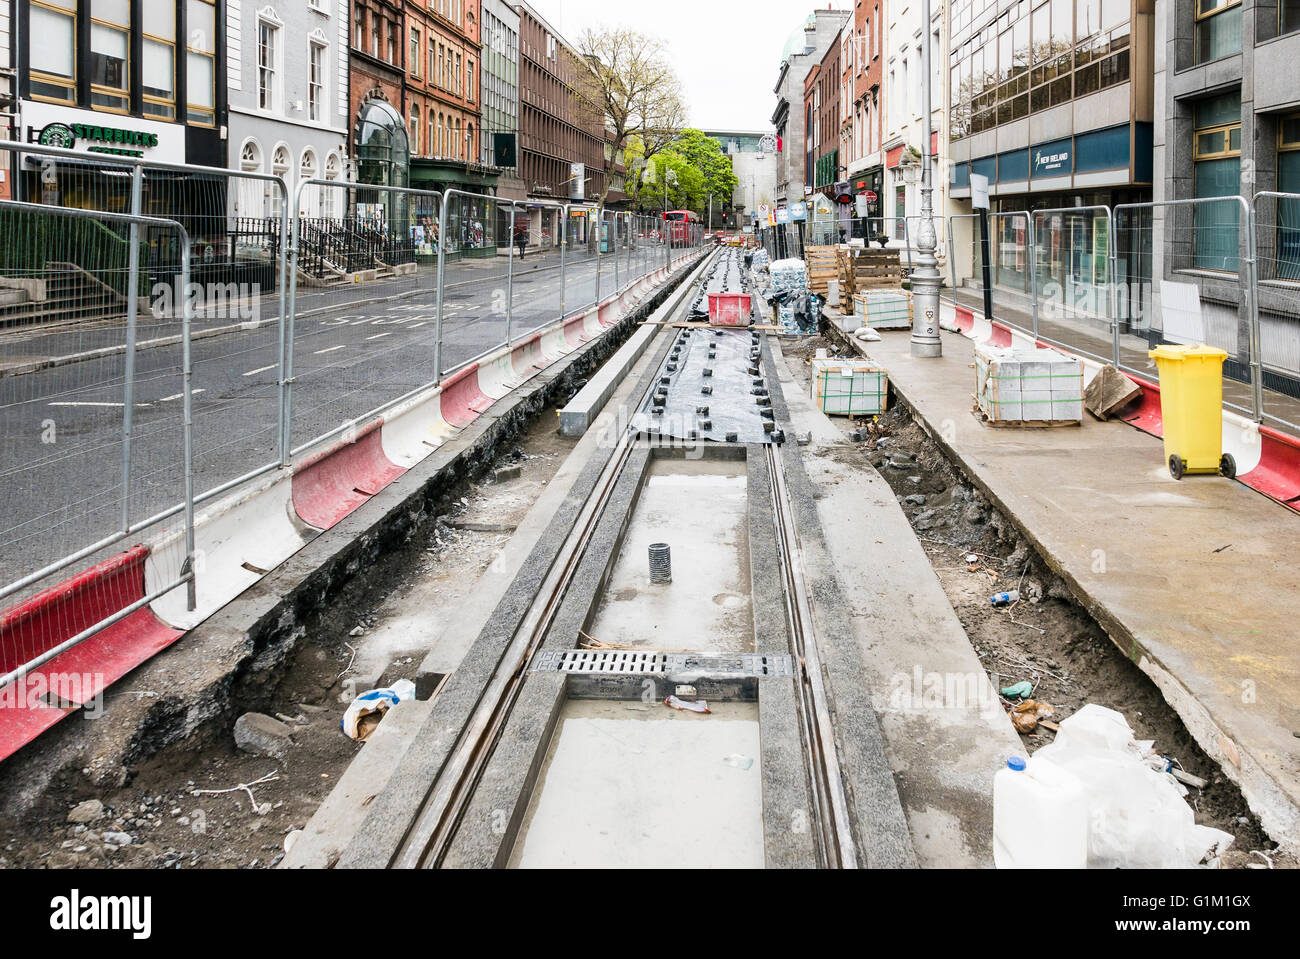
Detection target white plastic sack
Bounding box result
[1033,705,1233,868]
[341,679,416,741]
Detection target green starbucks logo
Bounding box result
[38,123,76,149]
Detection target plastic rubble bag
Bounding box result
[664,695,711,714]
[1008,699,1054,733]
[1032,704,1234,868]
[341,678,416,742]
[853,326,882,342]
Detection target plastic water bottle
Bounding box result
[993,755,1089,868]
[990,590,1020,607]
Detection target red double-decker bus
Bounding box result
[663,209,701,243]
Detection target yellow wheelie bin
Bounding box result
[1148,344,1234,480]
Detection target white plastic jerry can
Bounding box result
[993,755,1089,868]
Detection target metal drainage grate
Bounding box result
[532,649,793,677]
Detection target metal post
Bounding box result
[1244,199,1264,421]
[910,0,942,357]
[1028,215,1039,340]
[595,207,602,305]
[560,204,568,320]
[505,199,515,349]
[434,190,452,382]
[178,236,197,613]
[946,215,957,296]
[120,165,143,532]
[274,179,290,465]
[1108,208,1121,368]
[283,181,305,467]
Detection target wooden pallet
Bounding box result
[805,245,839,296]
[836,247,904,298]
[972,408,1082,429]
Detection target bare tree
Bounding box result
[574,27,687,210]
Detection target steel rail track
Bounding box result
[765,443,859,868]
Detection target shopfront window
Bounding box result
[1195,0,1241,65]
[1192,92,1242,272]
[30,0,77,103]
[1277,114,1300,280]
[89,0,130,112]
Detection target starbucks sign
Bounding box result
[21,102,182,164]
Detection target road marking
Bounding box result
[410,321,427,329]
[49,401,124,407]
[160,389,205,402]
[367,332,393,340]
[243,364,277,377]
[315,345,346,354]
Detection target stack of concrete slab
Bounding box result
[974,345,1084,426]
[811,357,888,416]
[770,258,808,334]
[852,290,912,330]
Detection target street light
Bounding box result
[910,0,942,358]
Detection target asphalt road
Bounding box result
[0,240,680,591]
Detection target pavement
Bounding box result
[844,324,1300,852]
[0,245,667,589]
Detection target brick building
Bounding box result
[514,1,604,244]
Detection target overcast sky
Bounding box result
[527,0,853,133]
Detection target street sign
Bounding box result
[776,208,791,224]
[569,162,585,200]
[863,190,878,203]
[971,173,990,210]
[789,201,808,222]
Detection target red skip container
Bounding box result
[707,292,753,327]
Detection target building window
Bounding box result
[410,106,420,154]
[258,19,279,111]
[1277,115,1300,279]
[371,12,380,58]
[429,37,435,79]
[309,41,326,122]
[270,144,290,222]
[186,0,217,126]
[143,8,176,119]
[1284,0,1300,35]
[411,28,421,77]
[1192,92,1242,272]
[238,139,264,219]
[29,1,76,102]
[467,59,475,102]
[1195,0,1242,65]
[323,152,341,220]
[89,0,130,112]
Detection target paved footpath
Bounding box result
[848,326,1300,852]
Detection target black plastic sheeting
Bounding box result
[632,327,783,446]
[685,248,753,322]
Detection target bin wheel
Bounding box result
[1169,455,1186,480]
[1220,453,1237,480]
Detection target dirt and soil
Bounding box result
[0,407,577,869]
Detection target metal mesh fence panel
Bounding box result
[0,201,195,685]
[1252,192,1300,433]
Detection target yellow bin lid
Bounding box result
[1149,343,1229,362]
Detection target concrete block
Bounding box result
[234,712,295,760]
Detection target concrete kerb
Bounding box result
[760,332,918,869]
[745,448,820,869]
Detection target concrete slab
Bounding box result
[508,700,763,869]
[770,340,1024,867]
[845,326,1300,853]
[585,459,753,654]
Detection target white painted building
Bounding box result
[882,0,946,252]
[226,1,351,223]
